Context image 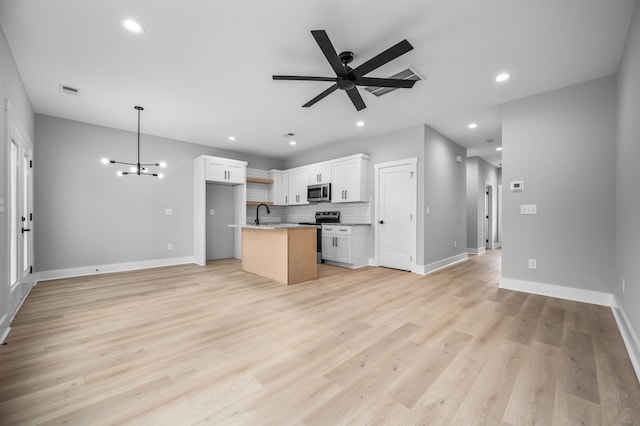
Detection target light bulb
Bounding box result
[117,171,123,177]
[130,166,138,173]
[158,173,164,179]
[159,161,167,168]
[101,158,109,165]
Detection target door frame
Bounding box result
[4,99,35,325]
[374,157,418,271]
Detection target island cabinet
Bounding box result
[242,226,317,285]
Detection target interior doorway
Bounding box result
[375,158,417,271]
[206,184,234,260]
[6,103,34,319]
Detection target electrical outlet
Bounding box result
[622,277,626,293]
[528,259,537,269]
[167,243,173,250]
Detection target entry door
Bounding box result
[376,159,417,271]
[7,119,34,316]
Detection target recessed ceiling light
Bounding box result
[496,147,503,151]
[122,19,144,34]
[495,72,510,83]
[356,121,365,127]
[289,140,296,146]
[468,123,478,129]
[228,136,236,141]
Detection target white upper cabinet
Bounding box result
[331,154,370,203]
[205,156,246,184]
[268,170,290,206]
[307,162,332,185]
[288,167,309,205]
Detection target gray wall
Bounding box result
[615,2,640,352]
[423,125,467,264]
[466,157,499,250]
[285,124,467,268]
[0,23,34,336]
[502,76,616,292]
[34,114,282,272]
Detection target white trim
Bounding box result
[0,325,10,345]
[499,277,613,306]
[374,157,418,272]
[37,256,196,281]
[467,247,486,255]
[611,295,640,382]
[368,257,378,267]
[414,253,468,275]
[10,280,37,322]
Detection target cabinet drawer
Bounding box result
[322,225,336,234]
[335,226,352,235]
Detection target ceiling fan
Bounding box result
[273,30,416,111]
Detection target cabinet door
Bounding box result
[226,162,245,183]
[308,164,332,184]
[206,159,228,181]
[322,234,336,261]
[288,168,308,205]
[269,171,289,205]
[335,235,352,263]
[331,158,367,203]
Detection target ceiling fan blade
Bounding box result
[273,75,338,82]
[303,84,339,108]
[311,30,348,77]
[346,87,366,111]
[354,77,416,88]
[351,39,413,78]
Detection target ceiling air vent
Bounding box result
[59,84,80,96]
[364,66,423,97]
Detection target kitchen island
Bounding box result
[241,224,317,285]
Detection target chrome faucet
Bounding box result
[255,203,270,225]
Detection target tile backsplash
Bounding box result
[245,202,371,225]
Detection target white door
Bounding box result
[7,117,34,317]
[376,159,417,271]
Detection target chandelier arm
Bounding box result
[111,160,138,166]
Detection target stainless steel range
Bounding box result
[299,211,340,263]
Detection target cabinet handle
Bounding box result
[227,170,231,179]
[285,195,288,204]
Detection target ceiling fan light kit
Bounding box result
[273,30,417,111]
[101,106,166,178]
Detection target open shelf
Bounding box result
[246,201,274,206]
[246,177,274,184]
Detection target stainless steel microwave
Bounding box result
[307,183,331,202]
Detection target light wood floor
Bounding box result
[1,250,639,425]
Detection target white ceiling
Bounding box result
[0,0,634,167]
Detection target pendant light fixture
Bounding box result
[101,106,166,178]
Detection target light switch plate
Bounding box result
[165,208,173,216]
[520,204,537,215]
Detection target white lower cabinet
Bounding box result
[321,225,370,268]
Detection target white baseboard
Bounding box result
[0,314,9,345]
[37,256,196,281]
[499,278,613,306]
[414,253,468,275]
[611,295,640,382]
[368,258,378,267]
[467,247,486,255]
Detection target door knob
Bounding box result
[21,228,31,233]
[379,220,384,224]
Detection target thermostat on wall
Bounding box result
[510,181,524,192]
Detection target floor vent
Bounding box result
[59,84,80,96]
[364,66,422,97]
